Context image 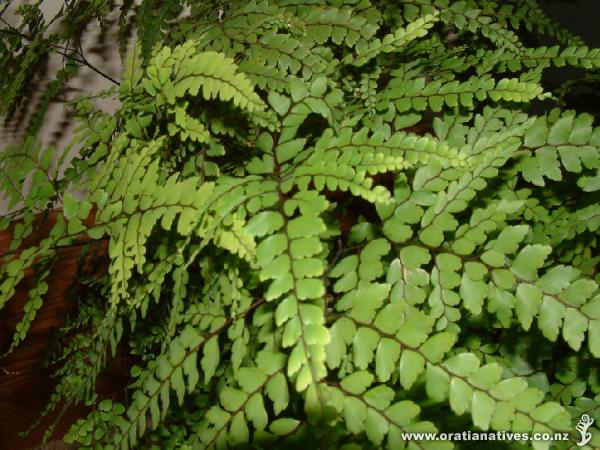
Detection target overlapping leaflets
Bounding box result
[1,0,599,449]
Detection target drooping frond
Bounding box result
[1,1,599,449]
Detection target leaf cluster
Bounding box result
[1,1,599,449]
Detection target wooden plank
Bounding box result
[0,212,129,448]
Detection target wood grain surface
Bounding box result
[0,212,128,449]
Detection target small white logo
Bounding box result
[576,414,594,447]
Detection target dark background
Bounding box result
[540,0,600,116]
[542,0,600,46]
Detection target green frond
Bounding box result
[498,0,585,47]
[298,5,379,47]
[519,110,600,187]
[2,2,600,449]
[141,41,265,112]
[136,0,185,61]
[380,76,544,114]
[401,0,523,53]
[349,13,439,67]
[2,255,56,356]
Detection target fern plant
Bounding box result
[1,1,600,449]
